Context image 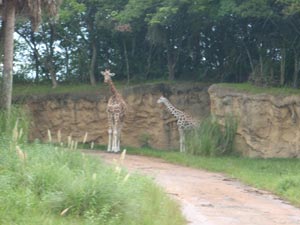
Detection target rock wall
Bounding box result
[208,84,300,158]
[25,83,210,150]
[21,83,300,157]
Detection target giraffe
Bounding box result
[157,96,198,153]
[101,69,127,153]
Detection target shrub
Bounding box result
[186,115,237,156]
[0,108,184,225]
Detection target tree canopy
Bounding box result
[2,0,300,89]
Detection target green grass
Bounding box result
[0,143,185,225]
[219,82,300,95]
[13,81,300,97]
[0,108,185,225]
[119,147,300,207]
[13,83,106,96]
[186,116,237,156]
[12,80,206,97]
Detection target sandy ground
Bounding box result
[85,151,300,225]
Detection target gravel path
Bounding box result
[85,151,300,225]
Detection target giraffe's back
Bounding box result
[107,96,127,120]
[177,114,198,130]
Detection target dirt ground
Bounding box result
[85,151,300,225]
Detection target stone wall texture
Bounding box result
[208,84,300,158]
[25,83,210,150]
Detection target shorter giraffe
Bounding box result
[101,69,127,153]
[157,96,198,152]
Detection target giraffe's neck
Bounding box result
[107,79,127,109]
[107,79,120,97]
[162,99,184,119]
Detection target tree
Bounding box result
[0,0,61,112]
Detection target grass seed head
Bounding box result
[60,207,70,216]
[120,149,126,163]
[67,136,72,148]
[123,173,130,183]
[16,145,27,161]
[83,132,88,143]
[47,129,52,143]
[57,129,61,143]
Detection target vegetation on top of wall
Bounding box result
[13,83,106,96]
[13,81,207,98]
[218,83,300,96]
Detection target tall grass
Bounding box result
[0,108,185,225]
[0,106,29,142]
[186,116,237,156]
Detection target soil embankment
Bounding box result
[25,83,210,150]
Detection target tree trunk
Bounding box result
[89,42,97,86]
[49,66,57,88]
[293,51,300,88]
[1,1,16,112]
[0,19,4,64]
[15,29,41,82]
[49,23,57,88]
[33,48,40,82]
[145,44,154,79]
[280,47,286,86]
[65,47,70,80]
[259,54,264,77]
[31,32,40,82]
[167,49,176,80]
[123,39,130,84]
[244,43,255,74]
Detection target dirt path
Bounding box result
[86,151,300,225]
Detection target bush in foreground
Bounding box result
[0,143,185,225]
[0,108,185,225]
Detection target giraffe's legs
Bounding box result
[179,128,185,153]
[116,123,123,152]
[107,113,113,152]
[112,125,118,152]
[182,132,186,153]
[112,113,120,153]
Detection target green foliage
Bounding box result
[186,116,237,156]
[0,106,30,144]
[9,0,300,86]
[115,0,156,23]
[233,0,274,18]
[277,176,300,193]
[138,133,153,148]
[0,143,185,225]
[59,0,86,21]
[218,0,237,17]
[278,0,300,15]
[0,106,184,225]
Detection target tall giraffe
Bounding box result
[101,69,127,152]
[157,96,198,152]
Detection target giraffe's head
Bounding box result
[101,69,115,83]
[157,96,167,104]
